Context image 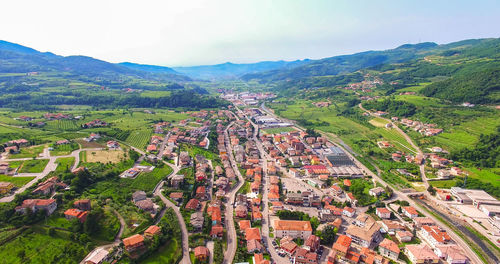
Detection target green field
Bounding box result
[430,179,459,189]
[0,229,87,263]
[50,142,80,156]
[466,168,500,188]
[0,175,35,187]
[18,159,49,173]
[55,157,75,173]
[9,145,46,159]
[262,127,296,134]
[142,239,182,264]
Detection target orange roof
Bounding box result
[245,227,261,241]
[210,225,224,236]
[123,234,144,247]
[343,179,351,186]
[403,206,418,215]
[239,220,251,231]
[64,208,82,217]
[252,210,263,220]
[268,192,280,199]
[145,225,161,236]
[333,235,352,254]
[274,220,312,231]
[194,246,209,257]
[254,253,264,264]
[379,238,400,254]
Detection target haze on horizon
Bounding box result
[1,0,500,67]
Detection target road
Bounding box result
[155,181,192,264]
[0,147,102,203]
[222,121,245,264]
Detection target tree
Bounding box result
[319,225,336,245]
[427,185,436,195]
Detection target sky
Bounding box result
[1,0,500,66]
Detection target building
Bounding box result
[144,225,161,238]
[405,244,439,264]
[123,234,145,252]
[376,207,391,219]
[190,212,204,230]
[345,214,381,248]
[325,147,355,166]
[402,206,418,218]
[304,234,320,252]
[194,246,210,261]
[84,248,109,264]
[74,199,91,211]
[294,247,318,264]
[420,225,451,247]
[369,187,385,197]
[380,220,406,235]
[274,220,313,239]
[15,199,57,215]
[396,230,413,242]
[379,238,400,260]
[64,208,88,223]
[434,245,468,264]
[0,182,14,194]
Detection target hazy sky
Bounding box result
[1,0,499,66]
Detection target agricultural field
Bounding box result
[129,165,173,192]
[368,117,389,127]
[0,229,87,263]
[18,159,49,173]
[86,149,127,164]
[142,239,182,264]
[54,157,75,172]
[125,129,152,150]
[0,175,35,187]
[45,119,80,131]
[465,168,500,188]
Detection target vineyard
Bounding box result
[45,120,80,131]
[125,129,152,150]
[55,157,75,173]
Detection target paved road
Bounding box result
[155,181,192,264]
[222,122,245,264]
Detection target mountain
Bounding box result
[173,60,311,80]
[241,42,439,82]
[119,62,180,75]
[0,40,190,82]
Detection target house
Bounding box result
[245,227,261,241]
[402,206,418,218]
[190,212,204,230]
[64,208,88,223]
[15,199,57,215]
[379,238,400,260]
[194,246,210,261]
[254,253,270,264]
[123,234,145,252]
[396,230,413,242]
[369,187,385,197]
[106,141,120,149]
[346,193,357,206]
[405,244,439,264]
[239,220,251,232]
[195,186,206,200]
[332,235,352,258]
[132,191,147,203]
[0,182,14,194]
[252,209,263,222]
[376,207,391,219]
[380,220,406,235]
[84,248,109,264]
[305,234,321,252]
[343,206,355,218]
[420,225,451,247]
[210,225,224,238]
[74,199,91,211]
[274,220,313,239]
[280,236,298,255]
[169,192,184,203]
[185,198,200,210]
[247,239,264,253]
[294,247,318,264]
[434,245,468,264]
[235,204,248,218]
[144,225,161,238]
[170,174,185,188]
[135,198,158,215]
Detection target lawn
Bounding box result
[262,127,296,134]
[18,159,49,173]
[142,238,182,264]
[465,168,500,188]
[55,157,76,173]
[129,165,173,192]
[9,145,46,159]
[430,179,459,189]
[0,175,35,187]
